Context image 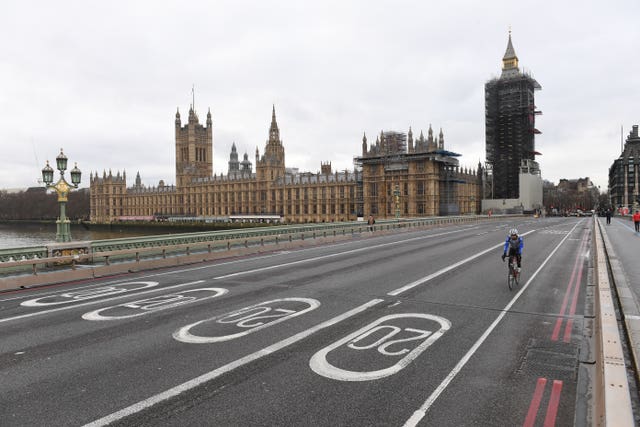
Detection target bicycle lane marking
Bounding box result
[402,221,581,427]
[0,280,205,324]
[83,298,385,427]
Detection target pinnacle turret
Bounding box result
[501,29,520,76]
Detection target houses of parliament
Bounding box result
[90,105,482,223]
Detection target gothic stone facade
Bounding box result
[356,127,482,217]
[90,106,481,223]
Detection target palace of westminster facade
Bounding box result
[90,105,482,223]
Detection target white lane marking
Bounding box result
[82,288,228,321]
[402,221,581,427]
[173,298,321,343]
[626,315,640,320]
[388,230,536,296]
[83,298,385,427]
[310,313,450,381]
[212,227,476,280]
[0,280,205,324]
[21,282,159,307]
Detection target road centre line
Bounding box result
[0,280,205,324]
[388,230,536,296]
[0,226,476,303]
[83,298,385,427]
[402,221,580,427]
[212,227,475,280]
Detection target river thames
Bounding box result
[0,223,165,249]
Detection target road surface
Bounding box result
[0,217,591,426]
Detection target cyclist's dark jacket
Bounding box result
[504,236,523,254]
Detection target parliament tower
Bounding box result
[175,105,213,187]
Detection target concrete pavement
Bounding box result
[596,216,640,393]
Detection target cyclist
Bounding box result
[502,228,523,272]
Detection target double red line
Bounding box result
[522,229,588,425]
[551,229,589,342]
[523,377,563,427]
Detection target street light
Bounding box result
[41,149,81,242]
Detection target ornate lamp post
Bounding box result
[41,149,81,242]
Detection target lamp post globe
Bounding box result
[56,149,68,172]
[70,163,82,186]
[42,149,80,242]
[41,161,54,185]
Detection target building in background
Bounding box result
[609,124,640,212]
[482,31,543,213]
[543,177,598,215]
[354,126,481,217]
[90,106,480,223]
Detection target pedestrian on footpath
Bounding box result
[367,214,375,232]
[606,208,612,225]
[633,210,640,233]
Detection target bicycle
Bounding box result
[506,254,520,290]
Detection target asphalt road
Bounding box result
[0,217,592,426]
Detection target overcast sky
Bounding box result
[1,1,638,192]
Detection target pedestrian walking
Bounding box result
[367,214,375,232]
[633,210,640,232]
[606,208,612,225]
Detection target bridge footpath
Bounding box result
[597,216,640,375]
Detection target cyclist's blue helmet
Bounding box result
[509,228,519,236]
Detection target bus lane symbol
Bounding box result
[173,297,320,344]
[21,282,159,307]
[309,313,450,381]
[82,288,228,321]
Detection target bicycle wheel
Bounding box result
[507,268,514,290]
[514,268,520,285]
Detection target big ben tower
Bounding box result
[485,30,541,200]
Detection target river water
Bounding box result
[0,223,167,249]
